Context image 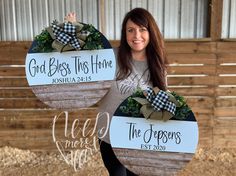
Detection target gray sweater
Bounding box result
[97,56,152,144]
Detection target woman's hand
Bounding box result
[64,12,77,23]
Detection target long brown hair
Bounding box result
[117,8,168,91]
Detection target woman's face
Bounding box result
[126,19,150,54]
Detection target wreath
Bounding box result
[32,20,104,53]
[119,87,192,121]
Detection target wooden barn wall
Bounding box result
[0,41,235,151]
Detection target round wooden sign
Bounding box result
[25,22,116,109]
[110,93,199,175]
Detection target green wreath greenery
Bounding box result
[120,88,191,120]
[32,20,104,52]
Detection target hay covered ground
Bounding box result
[0,146,235,176]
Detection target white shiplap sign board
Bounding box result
[110,116,198,153]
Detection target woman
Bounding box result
[65,8,168,176]
[97,8,168,176]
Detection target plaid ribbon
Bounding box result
[145,87,176,115]
[52,23,80,49]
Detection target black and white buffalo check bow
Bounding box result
[145,87,176,115]
[52,23,80,49]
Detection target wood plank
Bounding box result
[186,97,215,108]
[0,110,55,117]
[195,114,213,127]
[31,81,112,93]
[217,53,236,64]
[196,42,217,53]
[198,127,213,147]
[216,98,236,107]
[0,137,98,151]
[0,109,212,129]
[168,87,215,96]
[210,0,223,41]
[165,42,216,53]
[1,41,234,65]
[0,88,35,98]
[0,108,97,118]
[0,129,97,151]
[216,87,236,96]
[0,87,149,101]
[217,65,236,74]
[0,109,99,130]
[213,128,236,136]
[0,75,217,88]
[212,138,236,148]
[214,118,236,127]
[0,41,30,65]
[111,41,217,53]
[0,129,56,139]
[217,76,236,85]
[168,65,216,75]
[167,53,217,65]
[0,78,28,87]
[213,127,236,147]
[165,42,198,53]
[31,81,112,109]
[0,118,56,129]
[191,107,213,115]
[0,127,98,139]
[113,148,193,175]
[0,113,213,130]
[217,42,236,53]
[0,67,25,76]
[214,107,236,117]
[0,99,47,109]
[0,116,96,130]
[0,109,97,119]
[168,76,215,86]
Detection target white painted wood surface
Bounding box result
[2,0,233,40]
[31,81,112,109]
[113,148,194,176]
